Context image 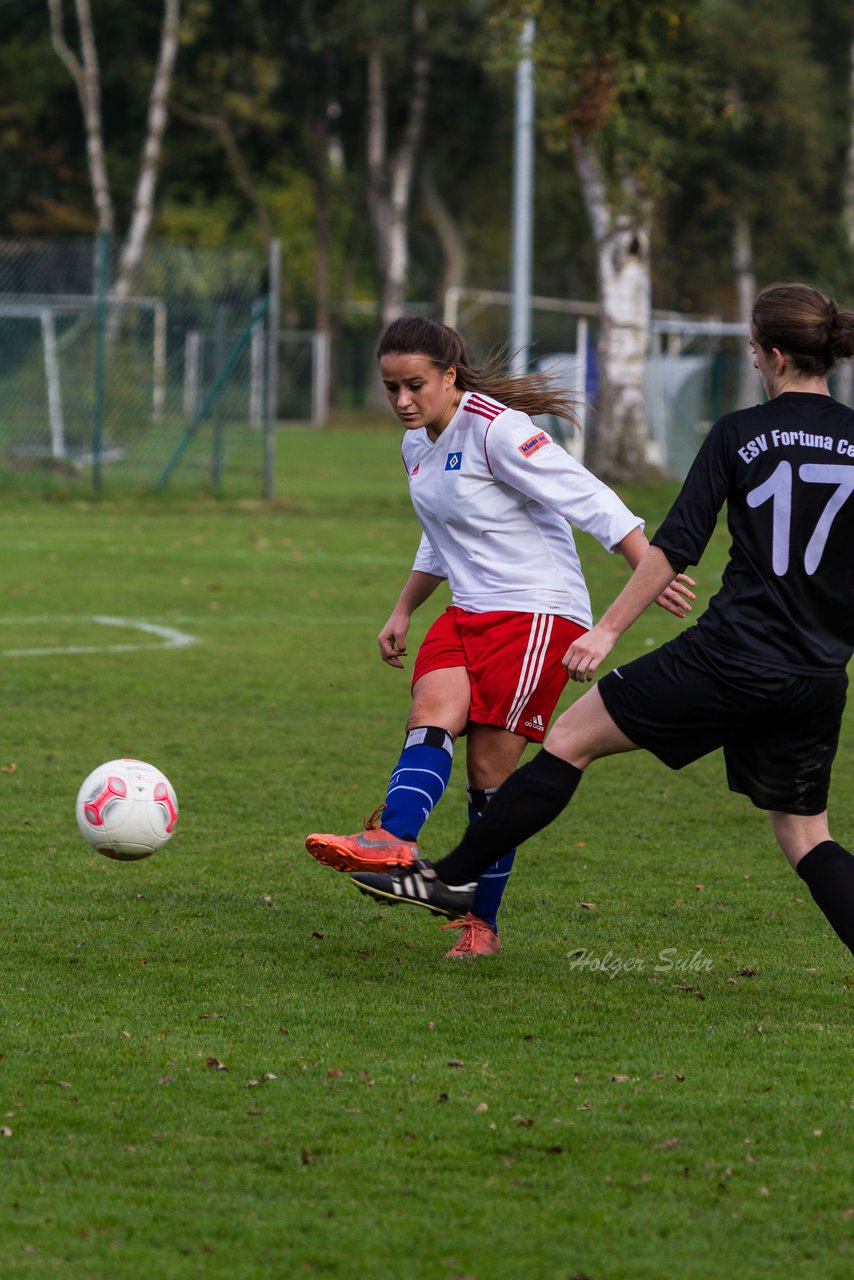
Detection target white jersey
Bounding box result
[402,390,643,629]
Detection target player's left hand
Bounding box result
[563,623,618,682]
[654,572,695,619]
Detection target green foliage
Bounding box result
[0,432,851,1277]
[1,0,853,323]
[489,1,719,204]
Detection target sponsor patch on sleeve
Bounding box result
[517,431,551,459]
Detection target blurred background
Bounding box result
[1,0,852,493]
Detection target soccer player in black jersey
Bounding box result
[351,282,854,960]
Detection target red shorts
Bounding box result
[412,606,586,742]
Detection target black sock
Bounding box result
[796,840,854,957]
[432,749,583,884]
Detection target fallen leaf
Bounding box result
[326,1068,344,1079]
[513,1116,535,1128]
[579,902,597,910]
[206,1057,227,1071]
[474,1102,488,1113]
[0,763,17,774]
[300,1149,314,1166]
[447,1059,464,1069]
[657,1137,683,1149]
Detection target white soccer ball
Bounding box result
[76,758,179,861]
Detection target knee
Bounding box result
[405,706,465,737]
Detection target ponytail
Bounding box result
[377,316,582,426]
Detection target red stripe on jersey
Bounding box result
[466,392,503,421]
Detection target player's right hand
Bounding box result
[378,614,409,668]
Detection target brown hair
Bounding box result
[752,283,854,377]
[376,316,581,425]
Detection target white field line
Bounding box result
[0,615,199,658]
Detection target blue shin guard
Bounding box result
[380,726,454,843]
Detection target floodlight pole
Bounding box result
[509,16,535,375]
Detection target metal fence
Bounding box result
[0,235,319,495]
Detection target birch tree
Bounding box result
[495,0,710,481]
[572,138,651,477]
[113,0,181,298]
[47,0,113,234]
[363,0,431,327]
[47,0,181,295]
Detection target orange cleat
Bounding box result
[305,808,418,873]
[441,912,501,959]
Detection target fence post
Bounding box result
[92,229,110,492]
[264,239,281,500]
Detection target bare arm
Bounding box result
[613,526,695,620]
[566,545,683,682]
[378,570,445,668]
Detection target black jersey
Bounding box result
[652,392,854,674]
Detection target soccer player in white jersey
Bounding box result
[305,317,693,957]
[351,285,854,965]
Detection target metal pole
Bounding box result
[152,299,167,421]
[157,298,268,488]
[92,229,110,491]
[263,239,281,500]
[509,17,535,374]
[211,306,227,489]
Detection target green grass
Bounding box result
[0,427,851,1279]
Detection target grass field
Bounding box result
[0,426,851,1279]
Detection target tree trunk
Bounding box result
[365,1,430,329]
[420,162,467,312]
[732,210,757,408]
[113,0,181,300]
[573,138,651,482]
[47,0,114,234]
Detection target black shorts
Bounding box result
[597,629,848,815]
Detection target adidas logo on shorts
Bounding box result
[524,713,544,731]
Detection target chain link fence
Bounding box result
[0,235,322,495]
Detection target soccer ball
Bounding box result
[76,758,178,861]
